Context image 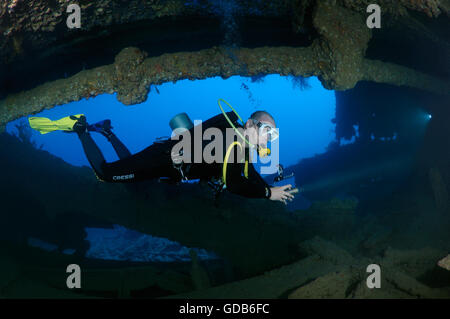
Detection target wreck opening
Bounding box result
[5,70,440,219]
[0,0,449,299]
[4,73,337,270]
[6,74,336,168]
[1,13,316,100]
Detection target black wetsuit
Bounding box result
[77,112,272,199]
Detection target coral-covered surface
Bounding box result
[340,0,450,18]
[429,167,449,213]
[439,255,450,271]
[0,0,449,298]
[1,0,449,130]
[169,237,450,298]
[0,0,187,64]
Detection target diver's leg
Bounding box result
[104,132,132,160]
[69,115,107,179]
[100,141,180,182]
[102,131,135,192]
[75,116,178,183]
[77,130,108,179]
[90,120,132,160]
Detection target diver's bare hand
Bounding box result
[269,184,295,205]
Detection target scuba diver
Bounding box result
[29,100,296,204]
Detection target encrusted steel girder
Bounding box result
[1,0,449,130]
[2,0,447,66]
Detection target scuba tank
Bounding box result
[169,112,194,133]
[168,112,194,182]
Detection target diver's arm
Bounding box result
[246,161,297,203]
[229,158,296,203]
[247,162,272,188]
[225,162,271,199]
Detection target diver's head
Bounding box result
[244,110,278,150]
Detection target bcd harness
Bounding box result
[222,140,249,185]
[210,140,249,204]
[172,140,249,201]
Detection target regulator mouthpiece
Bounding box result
[258,147,271,157]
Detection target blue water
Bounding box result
[7,75,336,169]
[8,74,337,262]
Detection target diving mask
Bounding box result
[253,120,279,143]
[252,120,278,158]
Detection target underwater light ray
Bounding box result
[300,154,414,195]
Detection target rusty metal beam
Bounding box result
[1,0,448,130]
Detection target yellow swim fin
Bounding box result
[28,114,85,135]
